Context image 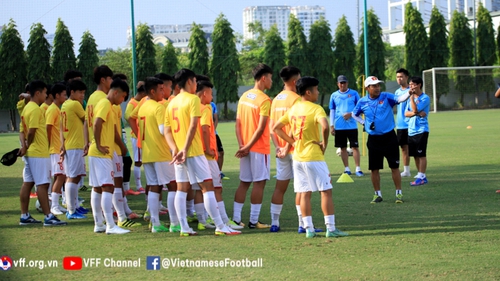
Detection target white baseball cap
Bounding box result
[364,76,384,87]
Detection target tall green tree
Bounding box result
[77,31,99,98]
[161,40,179,75]
[239,47,264,86]
[188,23,209,75]
[244,21,266,50]
[449,10,473,107]
[263,24,286,96]
[26,23,51,82]
[403,2,429,77]
[428,5,449,106]
[99,48,132,85]
[309,16,335,105]
[0,20,28,130]
[287,14,310,76]
[476,2,496,105]
[333,15,357,91]
[135,23,157,81]
[52,18,76,82]
[356,9,386,86]
[384,44,405,81]
[210,13,240,119]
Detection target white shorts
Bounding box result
[64,149,86,178]
[239,152,270,182]
[131,137,142,162]
[174,156,211,185]
[88,156,114,187]
[293,161,332,193]
[193,159,222,190]
[144,161,175,186]
[51,154,65,176]
[113,152,123,178]
[276,154,293,181]
[23,157,51,185]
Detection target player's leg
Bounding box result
[248,152,270,228]
[89,156,105,232]
[132,137,144,193]
[270,154,292,232]
[411,132,429,186]
[19,157,40,225]
[216,134,228,179]
[186,188,196,221]
[233,154,252,226]
[64,150,86,218]
[386,131,403,203]
[348,129,363,176]
[50,154,66,215]
[367,135,384,203]
[336,130,351,174]
[398,129,411,177]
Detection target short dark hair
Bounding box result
[112,73,128,81]
[29,80,47,97]
[93,65,113,85]
[110,78,129,94]
[137,84,145,94]
[25,83,30,93]
[296,76,319,96]
[396,68,409,77]
[279,66,301,82]
[252,63,273,80]
[51,83,67,99]
[46,84,53,98]
[144,77,164,95]
[154,73,173,82]
[68,79,87,93]
[409,76,423,86]
[64,70,83,82]
[196,80,213,93]
[174,68,196,89]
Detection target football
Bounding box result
[35,198,52,213]
[336,147,353,156]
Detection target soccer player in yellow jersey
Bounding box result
[125,82,146,195]
[19,80,67,226]
[45,83,67,215]
[60,80,88,219]
[165,68,240,236]
[233,63,273,229]
[268,66,308,233]
[273,77,348,238]
[89,79,130,235]
[196,77,243,231]
[138,77,179,233]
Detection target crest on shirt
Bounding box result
[348,94,351,98]
[246,93,257,100]
[379,100,384,104]
[275,94,286,100]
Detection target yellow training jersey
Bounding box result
[45,103,62,154]
[17,99,27,116]
[21,101,49,158]
[40,102,50,115]
[278,101,327,162]
[165,92,204,158]
[61,99,85,150]
[85,90,107,143]
[125,98,140,138]
[270,90,301,151]
[113,105,122,156]
[138,99,172,163]
[199,104,217,161]
[88,99,115,159]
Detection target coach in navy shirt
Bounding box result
[352,76,409,204]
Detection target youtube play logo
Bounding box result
[63,256,82,270]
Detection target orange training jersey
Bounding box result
[236,88,271,154]
[45,103,62,154]
[165,92,204,157]
[200,103,217,161]
[138,99,172,163]
[88,99,115,159]
[270,90,301,151]
[21,101,49,158]
[278,101,327,162]
[85,90,107,143]
[40,102,50,115]
[61,99,85,150]
[125,98,140,138]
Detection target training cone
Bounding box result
[336,173,354,183]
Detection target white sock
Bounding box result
[270,203,283,226]
[101,192,116,228]
[194,203,206,223]
[217,201,230,224]
[51,192,60,209]
[133,166,142,188]
[233,202,244,223]
[250,203,262,224]
[123,196,133,215]
[396,189,402,195]
[417,172,425,179]
[296,205,303,228]
[203,191,224,229]
[404,166,410,173]
[91,190,104,226]
[303,215,314,231]
[123,182,130,191]
[186,199,194,217]
[148,191,160,227]
[65,182,78,214]
[421,173,426,179]
[167,191,178,224]
[61,188,66,205]
[356,166,361,172]
[344,167,351,172]
[112,188,127,222]
[174,191,189,232]
[375,190,382,197]
[324,215,336,232]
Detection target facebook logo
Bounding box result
[146,256,160,270]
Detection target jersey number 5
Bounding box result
[172,108,180,133]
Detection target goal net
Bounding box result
[422,66,500,112]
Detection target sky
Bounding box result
[1,0,388,51]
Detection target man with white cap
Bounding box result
[352,76,410,204]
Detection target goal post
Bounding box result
[422,66,500,113]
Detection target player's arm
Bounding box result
[269,118,281,149]
[114,124,127,156]
[405,94,419,117]
[164,126,178,156]
[201,124,215,158]
[26,128,37,149]
[94,118,109,155]
[213,111,219,130]
[395,92,410,103]
[273,121,295,146]
[351,104,365,125]
[18,131,27,157]
[495,87,500,98]
[83,120,90,156]
[128,117,139,137]
[182,116,199,153]
[319,117,329,154]
[46,124,53,149]
[329,96,336,135]
[235,117,243,148]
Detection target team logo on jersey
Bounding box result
[348,94,351,98]
[379,100,384,104]
[275,94,286,100]
[246,93,257,100]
